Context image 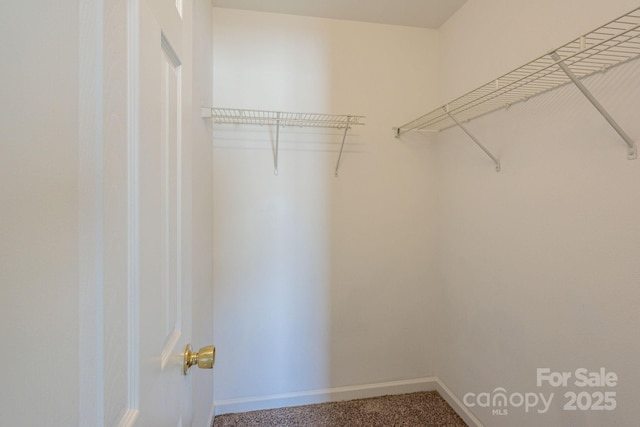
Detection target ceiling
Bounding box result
[211,0,468,29]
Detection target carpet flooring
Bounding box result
[212,390,468,426]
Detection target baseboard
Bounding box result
[214,377,438,415]
[435,378,484,427]
[214,376,485,426]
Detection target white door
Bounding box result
[102,0,195,425]
[102,0,215,424]
[139,0,192,425]
[131,0,193,425]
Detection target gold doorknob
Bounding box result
[183,344,215,375]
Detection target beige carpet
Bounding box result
[213,390,468,426]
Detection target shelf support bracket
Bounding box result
[201,107,212,118]
[334,117,351,177]
[273,113,280,175]
[444,107,501,172]
[550,51,637,160]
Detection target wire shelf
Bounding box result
[202,107,365,176]
[203,108,365,129]
[396,6,640,134]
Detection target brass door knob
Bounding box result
[183,344,215,375]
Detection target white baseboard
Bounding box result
[435,378,484,427]
[214,376,485,427]
[214,377,438,415]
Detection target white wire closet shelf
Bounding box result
[202,108,365,128]
[202,107,365,176]
[395,6,640,168]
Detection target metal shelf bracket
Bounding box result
[444,106,501,172]
[273,112,280,175]
[334,117,352,177]
[550,51,637,160]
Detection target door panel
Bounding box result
[137,0,190,425]
[159,35,183,369]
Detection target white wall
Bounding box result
[436,1,640,425]
[212,9,440,409]
[0,2,80,425]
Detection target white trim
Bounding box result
[214,377,438,415]
[435,378,485,427]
